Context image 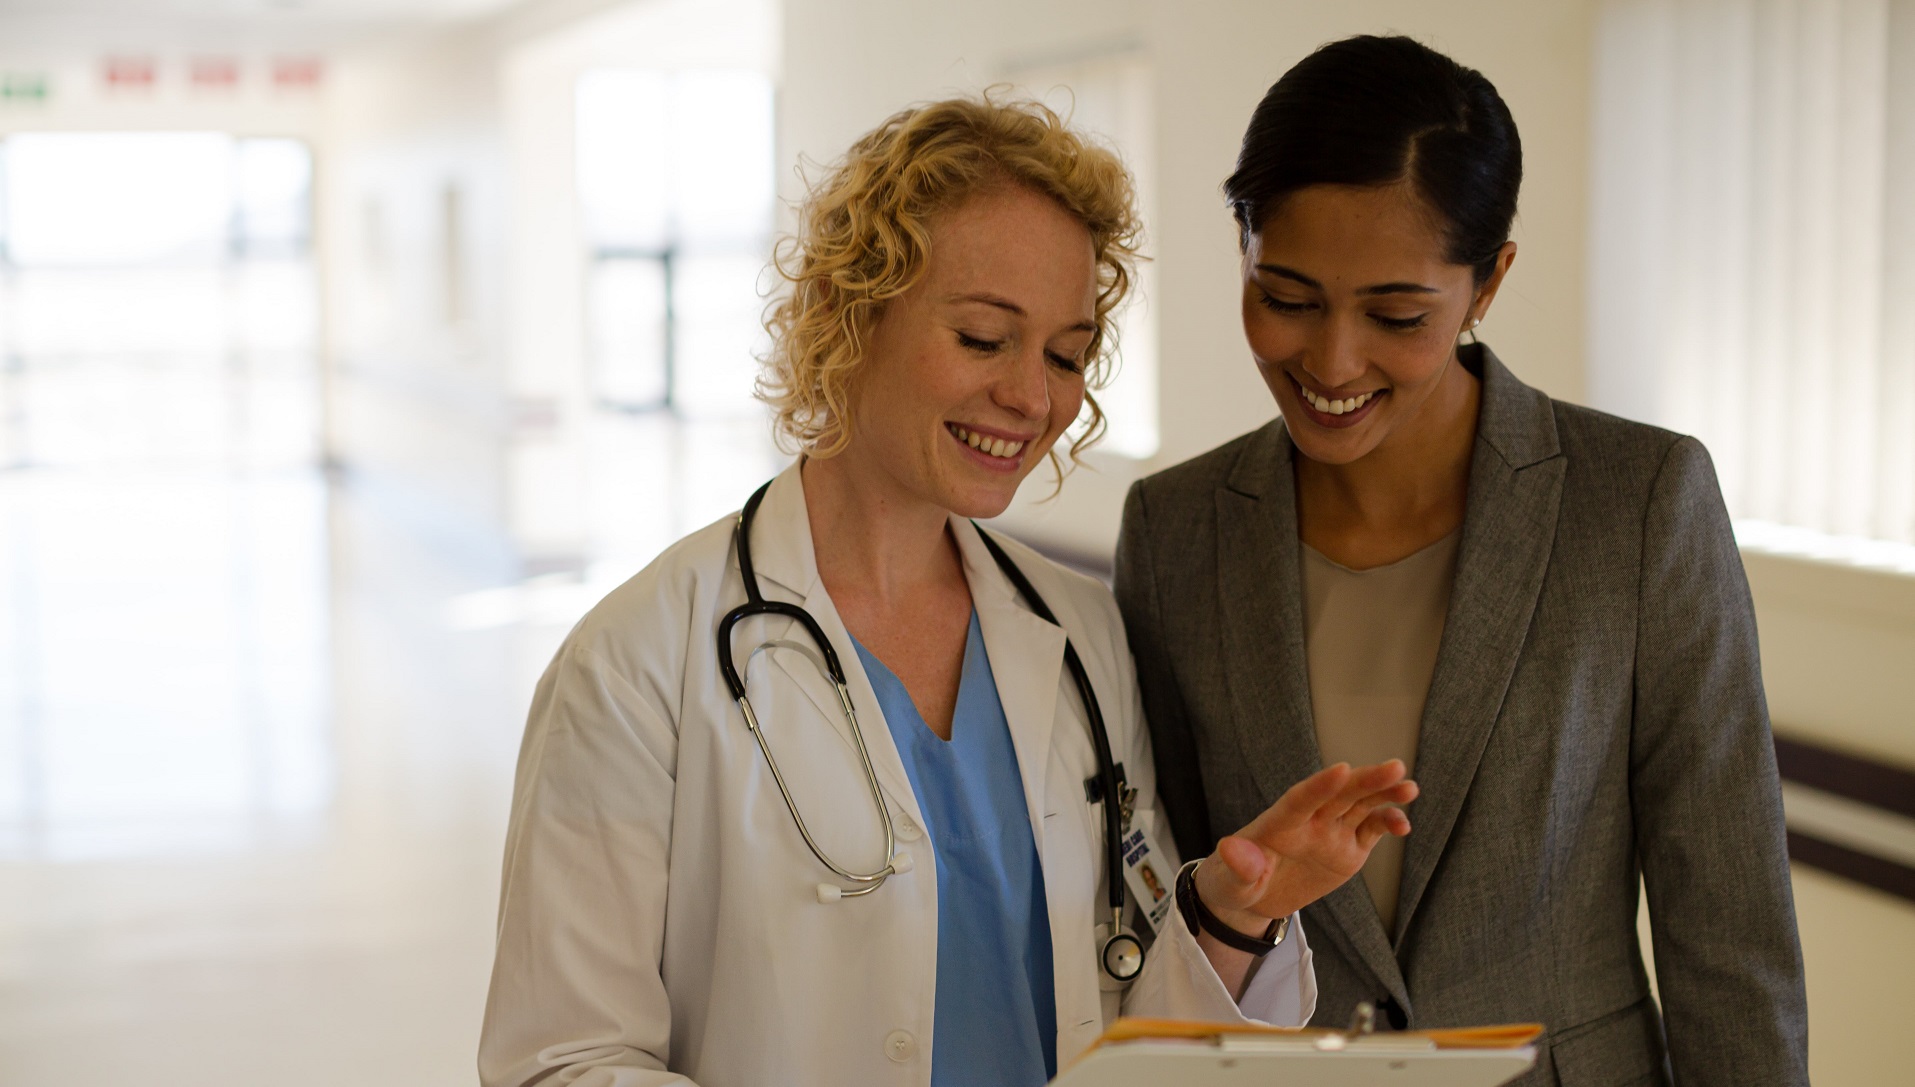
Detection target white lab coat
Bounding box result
[479,466,1315,1087]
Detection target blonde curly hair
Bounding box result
[758,91,1143,467]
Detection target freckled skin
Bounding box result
[843,183,1098,521]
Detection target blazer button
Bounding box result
[1377,996,1409,1031]
[896,817,923,842]
[884,1029,917,1062]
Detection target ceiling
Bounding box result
[0,0,534,51]
[0,0,522,20]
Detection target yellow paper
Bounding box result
[1090,1016,1544,1053]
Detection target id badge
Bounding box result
[1117,823,1177,935]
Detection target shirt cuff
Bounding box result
[1120,870,1317,1027]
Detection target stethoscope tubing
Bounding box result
[719,484,901,894]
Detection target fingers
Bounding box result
[1240,760,1416,846]
[1272,762,1353,820]
[1318,759,1410,823]
[1194,835,1271,913]
[1334,781,1420,829]
[1354,806,1413,852]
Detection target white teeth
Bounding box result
[950,425,1024,460]
[1301,386,1375,415]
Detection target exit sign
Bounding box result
[1,72,48,101]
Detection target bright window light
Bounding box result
[575,68,774,417]
[1590,0,1915,544]
[4,132,235,266]
[576,70,672,250]
[235,137,314,254]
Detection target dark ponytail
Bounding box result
[1223,35,1522,283]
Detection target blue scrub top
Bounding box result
[851,612,1058,1087]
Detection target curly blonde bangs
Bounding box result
[758,91,1144,467]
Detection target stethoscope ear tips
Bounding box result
[888,851,914,875]
[817,884,844,904]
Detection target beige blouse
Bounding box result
[1301,530,1460,936]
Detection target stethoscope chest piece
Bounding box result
[1101,928,1145,982]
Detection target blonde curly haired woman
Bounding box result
[479,95,1417,1087]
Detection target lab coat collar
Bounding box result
[744,464,821,601]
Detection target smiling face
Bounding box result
[1241,183,1513,466]
[841,182,1097,519]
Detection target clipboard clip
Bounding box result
[1308,1002,1434,1053]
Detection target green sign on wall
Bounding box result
[2,72,50,101]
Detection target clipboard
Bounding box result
[1051,1017,1543,1087]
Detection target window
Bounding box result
[0,131,326,858]
[1590,0,1915,546]
[575,68,774,417]
[0,132,318,469]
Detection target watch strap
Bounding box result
[1176,860,1288,956]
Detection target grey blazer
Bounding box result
[1114,346,1808,1087]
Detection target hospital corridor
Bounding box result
[0,133,779,1083]
[2,1,1913,1085]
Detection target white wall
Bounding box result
[319,22,513,537]
[1741,548,1915,1087]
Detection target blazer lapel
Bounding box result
[1393,347,1565,944]
[1216,422,1409,1003]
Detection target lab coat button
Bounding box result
[883,1029,917,1062]
[896,817,922,841]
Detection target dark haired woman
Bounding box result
[1117,35,1807,1086]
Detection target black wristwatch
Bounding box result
[1176,860,1289,956]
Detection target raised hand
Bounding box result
[1193,760,1418,935]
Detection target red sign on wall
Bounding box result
[271,57,323,90]
[190,57,240,89]
[103,56,157,89]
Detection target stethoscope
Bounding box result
[715,479,1147,983]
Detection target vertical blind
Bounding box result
[1590,0,1915,544]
